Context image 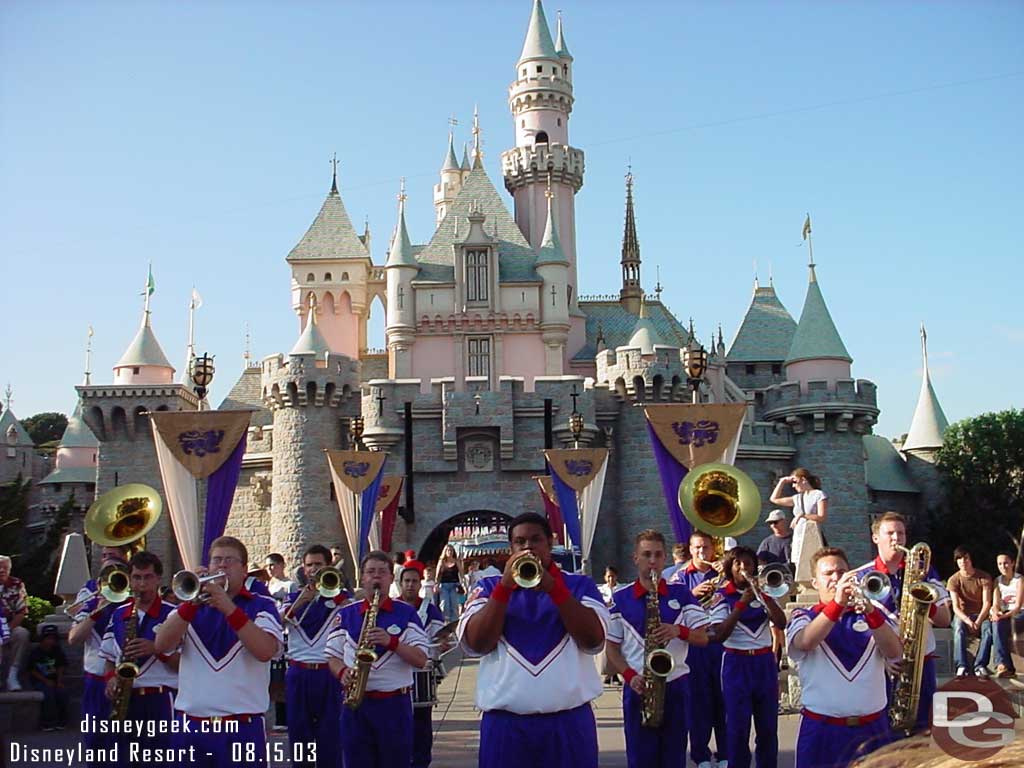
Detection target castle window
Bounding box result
[557,118,562,126]
[563,64,568,76]
[536,65,542,74]
[771,363,782,375]
[133,367,140,375]
[342,272,349,281]
[522,68,526,77]
[307,273,315,282]
[535,131,549,144]
[465,249,489,302]
[745,364,755,375]
[324,272,332,281]
[467,336,491,379]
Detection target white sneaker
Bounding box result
[718,761,729,768]
[955,666,968,678]
[698,763,714,768]
[975,666,990,678]
[6,669,21,691]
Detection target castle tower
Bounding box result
[78,301,198,571]
[619,170,643,315]
[286,162,373,359]
[433,131,464,226]
[535,181,570,373]
[0,402,38,485]
[264,293,361,568]
[784,257,852,391]
[725,278,797,394]
[385,181,419,377]
[36,401,98,519]
[502,0,584,313]
[901,324,949,519]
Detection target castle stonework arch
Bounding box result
[416,507,514,565]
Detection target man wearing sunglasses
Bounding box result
[757,510,792,566]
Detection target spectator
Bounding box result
[436,545,464,622]
[661,543,689,581]
[757,510,793,566]
[770,468,829,579]
[947,546,994,677]
[476,557,502,584]
[264,553,295,602]
[421,564,438,605]
[26,625,69,731]
[0,554,29,691]
[598,566,621,685]
[990,552,1022,678]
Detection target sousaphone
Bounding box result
[678,462,762,539]
[84,483,162,556]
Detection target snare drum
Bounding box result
[412,661,438,708]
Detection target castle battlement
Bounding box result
[501,143,585,192]
[261,352,360,410]
[761,377,879,434]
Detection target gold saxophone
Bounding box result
[889,542,940,734]
[111,602,140,721]
[641,570,675,729]
[344,585,381,710]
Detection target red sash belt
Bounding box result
[801,708,885,727]
[288,661,327,670]
[85,672,107,682]
[135,685,173,696]
[365,687,410,699]
[185,713,263,723]
[724,646,774,656]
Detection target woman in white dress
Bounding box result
[769,468,828,581]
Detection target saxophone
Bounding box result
[111,602,140,721]
[889,543,940,734]
[641,570,675,729]
[344,585,381,710]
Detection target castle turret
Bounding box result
[535,182,570,373]
[286,162,372,359]
[113,309,175,385]
[37,401,98,517]
[619,171,643,315]
[433,131,465,226]
[902,324,949,456]
[502,0,584,313]
[385,181,419,377]
[263,309,360,568]
[726,278,797,393]
[784,257,852,391]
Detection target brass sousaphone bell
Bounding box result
[677,462,762,539]
[84,483,163,555]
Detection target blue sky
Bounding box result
[1,0,1021,438]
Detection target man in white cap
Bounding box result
[757,510,792,566]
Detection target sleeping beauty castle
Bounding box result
[12,0,950,578]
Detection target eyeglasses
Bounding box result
[768,520,783,525]
[210,556,242,567]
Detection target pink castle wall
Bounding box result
[502,334,547,389]
[305,290,360,360]
[56,445,96,469]
[785,359,852,392]
[113,365,174,385]
[412,337,456,384]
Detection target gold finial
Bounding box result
[307,292,319,323]
[545,171,554,200]
[472,104,483,166]
[398,176,407,205]
[330,153,339,194]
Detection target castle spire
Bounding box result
[84,325,94,385]
[785,247,851,366]
[442,130,460,172]
[471,105,483,169]
[386,178,417,268]
[519,0,558,64]
[619,168,643,315]
[903,324,949,452]
[291,292,330,357]
[555,10,572,59]
[536,175,567,265]
[330,153,339,195]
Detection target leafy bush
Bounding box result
[25,595,58,638]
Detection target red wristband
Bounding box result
[677,625,691,641]
[156,653,172,663]
[333,593,347,605]
[387,634,400,652]
[622,668,639,685]
[227,607,249,631]
[735,600,750,613]
[549,579,571,607]
[177,602,198,623]
[928,603,938,620]
[491,582,515,604]
[865,608,886,629]
[822,600,845,623]
[337,666,348,682]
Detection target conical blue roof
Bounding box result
[442,134,460,172]
[903,326,949,452]
[536,193,568,266]
[519,0,558,64]
[555,13,572,59]
[785,265,851,365]
[727,282,797,362]
[60,402,98,449]
[291,305,331,356]
[116,313,174,370]
[386,196,418,269]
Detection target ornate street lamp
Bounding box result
[683,341,708,404]
[569,386,584,448]
[189,353,216,402]
[350,415,365,449]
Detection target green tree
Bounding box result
[0,475,31,560]
[934,408,1024,573]
[21,411,68,446]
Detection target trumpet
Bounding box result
[171,569,227,603]
[511,552,543,589]
[851,569,892,613]
[749,564,793,602]
[66,564,132,615]
[284,567,345,625]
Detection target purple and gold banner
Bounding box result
[327,450,388,565]
[150,410,252,479]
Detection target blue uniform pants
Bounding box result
[622,675,688,768]
[413,704,434,767]
[286,664,342,768]
[82,674,112,765]
[113,689,174,767]
[340,693,413,768]
[171,712,267,768]
[795,713,892,768]
[720,651,778,768]
[688,644,726,763]
[479,703,598,768]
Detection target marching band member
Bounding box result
[397,562,449,768]
[787,547,902,768]
[282,544,350,768]
[67,544,130,759]
[458,512,609,768]
[670,531,727,768]
[709,545,787,768]
[605,529,709,768]
[154,536,283,767]
[99,551,179,763]
[326,550,429,768]
[853,512,950,733]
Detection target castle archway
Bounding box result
[417,509,512,565]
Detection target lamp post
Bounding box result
[350,416,365,450]
[189,353,216,405]
[683,341,708,404]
